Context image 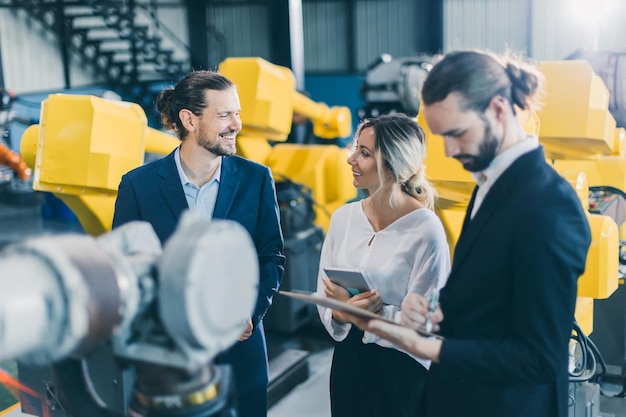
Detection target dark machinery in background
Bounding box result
[1,212,259,417]
[358,52,626,417]
[358,53,432,120]
[264,177,324,335]
[0,88,45,247]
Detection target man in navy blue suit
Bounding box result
[350,50,592,417]
[112,70,285,417]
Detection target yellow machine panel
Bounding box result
[218,57,352,143]
[218,57,295,142]
[268,144,354,230]
[539,60,616,159]
[580,213,619,299]
[575,297,594,336]
[219,57,356,231]
[538,61,624,325]
[20,94,179,236]
[418,111,473,256]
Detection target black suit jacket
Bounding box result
[112,150,286,397]
[427,147,591,417]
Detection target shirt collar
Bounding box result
[174,146,222,187]
[471,134,539,186]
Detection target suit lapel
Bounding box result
[451,148,542,271]
[452,180,510,270]
[213,157,241,219]
[449,186,478,269]
[460,186,478,236]
[157,151,189,220]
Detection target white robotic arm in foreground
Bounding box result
[0,212,258,417]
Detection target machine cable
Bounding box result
[570,320,601,383]
[568,319,626,399]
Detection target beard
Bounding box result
[199,130,237,156]
[455,119,499,172]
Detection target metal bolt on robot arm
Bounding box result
[0,211,259,417]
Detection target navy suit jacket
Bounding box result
[426,147,591,417]
[112,150,286,397]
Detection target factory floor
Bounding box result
[266,320,334,417]
[268,348,332,417]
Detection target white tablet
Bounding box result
[323,267,370,293]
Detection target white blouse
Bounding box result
[317,200,450,367]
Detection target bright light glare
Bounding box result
[571,0,615,24]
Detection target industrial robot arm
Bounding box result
[0,211,259,417]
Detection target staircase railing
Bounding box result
[2,0,193,114]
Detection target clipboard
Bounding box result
[279,290,443,339]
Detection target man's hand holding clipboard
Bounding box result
[279,290,443,340]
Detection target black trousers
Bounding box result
[330,326,428,417]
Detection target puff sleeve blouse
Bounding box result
[317,201,450,367]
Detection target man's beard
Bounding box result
[455,120,499,172]
[199,133,236,156]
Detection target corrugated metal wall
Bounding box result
[207,3,271,63]
[214,0,626,66]
[444,0,530,55]
[3,0,626,92]
[199,0,422,73]
[0,9,96,93]
[444,0,626,60]
[303,1,350,72]
[302,0,420,73]
[353,0,419,71]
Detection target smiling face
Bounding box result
[423,92,501,172]
[195,87,242,156]
[347,126,385,193]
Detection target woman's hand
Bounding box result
[323,277,383,324]
[350,289,382,314]
[323,277,350,302]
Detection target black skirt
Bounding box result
[330,326,428,417]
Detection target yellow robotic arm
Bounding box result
[20,94,179,236]
[19,57,356,236]
[219,57,356,231]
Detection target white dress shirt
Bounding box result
[174,146,221,218]
[471,134,539,218]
